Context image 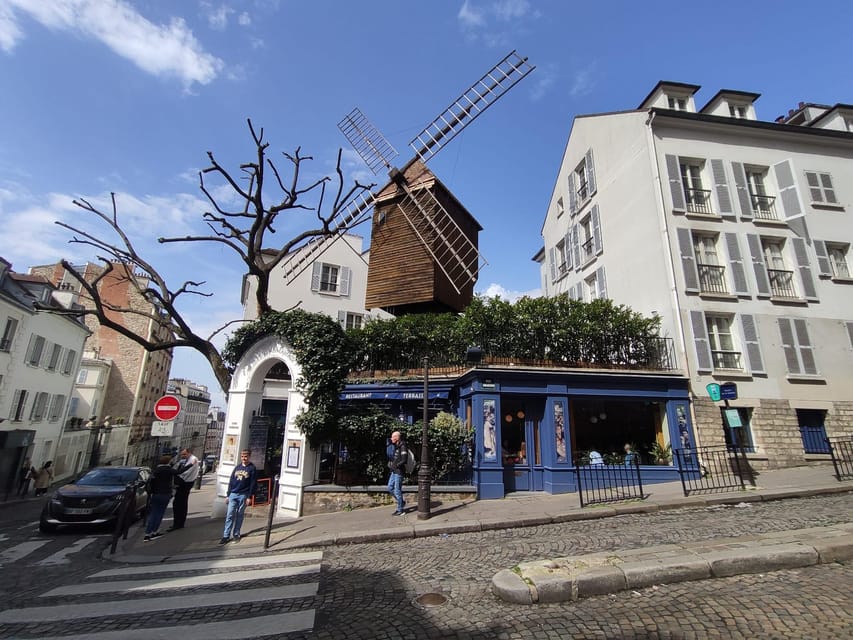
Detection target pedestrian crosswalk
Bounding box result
[0,548,321,638]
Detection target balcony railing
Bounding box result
[685,188,712,214]
[697,263,728,294]
[767,268,797,298]
[712,350,742,370]
[0,338,10,352]
[581,237,595,261]
[831,260,851,279]
[576,180,589,202]
[750,194,778,220]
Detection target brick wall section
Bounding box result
[826,401,853,439]
[30,262,173,461]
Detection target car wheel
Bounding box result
[39,519,58,534]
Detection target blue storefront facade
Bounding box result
[340,365,694,500]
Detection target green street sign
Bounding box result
[706,383,721,402]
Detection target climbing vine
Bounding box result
[222,310,351,446]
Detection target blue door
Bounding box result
[501,402,543,492]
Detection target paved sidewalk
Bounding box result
[106,464,853,564]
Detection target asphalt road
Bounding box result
[1,492,851,639]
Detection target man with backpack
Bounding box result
[386,431,411,516]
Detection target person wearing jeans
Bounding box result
[386,431,409,516]
[145,455,178,541]
[220,449,257,544]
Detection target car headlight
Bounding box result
[50,497,62,507]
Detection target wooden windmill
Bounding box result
[280,51,534,314]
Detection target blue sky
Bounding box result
[1,0,850,407]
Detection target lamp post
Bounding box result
[417,357,431,520]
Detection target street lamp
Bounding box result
[417,357,431,520]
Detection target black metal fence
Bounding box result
[574,456,645,507]
[828,436,853,481]
[673,445,755,496]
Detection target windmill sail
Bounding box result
[408,50,535,163]
[338,108,398,174]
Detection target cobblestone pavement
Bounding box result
[293,493,853,640]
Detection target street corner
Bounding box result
[492,554,626,604]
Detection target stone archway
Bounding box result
[215,335,310,519]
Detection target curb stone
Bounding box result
[491,527,853,604]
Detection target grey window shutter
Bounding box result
[676,228,699,293]
[731,162,753,219]
[564,231,573,269]
[813,240,832,276]
[596,266,607,298]
[819,173,838,203]
[571,224,581,271]
[772,160,803,218]
[590,205,603,255]
[549,247,557,282]
[690,310,713,372]
[585,149,596,195]
[739,314,765,374]
[339,266,352,297]
[777,318,801,374]
[724,233,750,296]
[746,234,771,297]
[791,237,818,301]
[793,319,817,374]
[665,155,686,213]
[568,173,578,216]
[337,310,347,328]
[310,262,322,292]
[710,159,734,217]
[846,321,853,349]
[805,172,822,202]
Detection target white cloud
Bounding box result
[458,0,485,28]
[477,282,541,302]
[493,0,532,21]
[202,3,232,30]
[570,63,596,98]
[237,11,251,26]
[529,63,556,102]
[339,147,379,186]
[2,0,224,87]
[458,0,538,45]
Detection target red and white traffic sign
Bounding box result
[153,395,182,421]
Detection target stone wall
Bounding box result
[301,486,476,515]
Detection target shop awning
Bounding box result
[340,390,450,401]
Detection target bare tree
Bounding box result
[50,119,374,395]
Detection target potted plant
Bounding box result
[650,441,672,465]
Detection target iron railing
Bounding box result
[799,426,831,454]
[574,455,644,507]
[712,350,742,370]
[751,194,778,220]
[828,436,853,481]
[581,237,595,262]
[832,260,851,279]
[698,263,728,293]
[768,268,796,297]
[685,188,713,214]
[673,445,755,496]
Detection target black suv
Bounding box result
[40,466,150,533]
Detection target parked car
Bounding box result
[203,455,217,473]
[39,466,150,533]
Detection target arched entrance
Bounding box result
[215,335,309,518]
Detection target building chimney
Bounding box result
[798,101,805,108]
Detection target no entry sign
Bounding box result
[153,395,182,421]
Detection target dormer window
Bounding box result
[729,104,748,118]
[668,96,688,111]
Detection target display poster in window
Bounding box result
[286,439,301,470]
[248,415,270,471]
[554,401,567,462]
[723,408,743,429]
[252,477,271,506]
[676,405,691,449]
[223,435,238,464]
[483,400,497,461]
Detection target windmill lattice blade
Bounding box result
[280,190,375,284]
[409,50,534,163]
[395,184,487,295]
[338,108,399,175]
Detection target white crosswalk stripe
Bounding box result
[0,539,50,566]
[36,536,99,566]
[0,549,323,638]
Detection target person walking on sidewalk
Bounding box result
[386,431,409,516]
[144,455,179,541]
[33,461,53,497]
[168,448,199,531]
[220,449,257,544]
[16,458,32,497]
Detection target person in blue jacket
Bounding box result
[220,449,257,544]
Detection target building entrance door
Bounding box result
[501,400,543,492]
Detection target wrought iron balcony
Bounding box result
[581,237,595,261]
[712,350,742,370]
[750,194,778,220]
[697,263,728,294]
[576,180,589,202]
[832,260,851,278]
[684,188,712,214]
[768,268,797,298]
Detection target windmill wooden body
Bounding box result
[280,51,534,315]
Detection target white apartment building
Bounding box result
[166,378,211,455]
[0,259,89,490]
[538,81,853,469]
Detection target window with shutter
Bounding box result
[777,318,819,376]
[676,228,699,293]
[724,233,750,297]
[804,171,839,204]
[706,314,742,370]
[738,314,764,374]
[0,317,18,352]
[49,395,66,422]
[689,310,713,372]
[10,389,28,422]
[30,392,49,422]
[339,266,352,297]
[62,349,77,375]
[746,234,771,296]
[772,160,803,218]
[590,205,603,256]
[693,233,727,294]
[45,342,62,371]
[710,159,734,217]
[665,155,686,213]
[791,237,818,301]
[26,334,45,366]
[826,243,851,279]
[680,160,711,215]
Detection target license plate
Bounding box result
[65,507,93,515]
